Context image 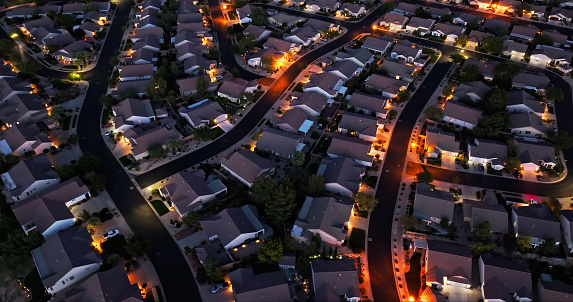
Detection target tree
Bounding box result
[87,216,101,229]
[442,84,453,96]
[90,174,107,191]
[454,35,468,47]
[473,113,509,138]
[414,7,431,18]
[101,94,118,108]
[423,106,443,120]
[535,34,554,46]
[146,75,167,101]
[265,179,297,230]
[516,236,532,253]
[473,221,492,242]
[240,92,256,104]
[440,14,453,23]
[381,1,395,12]
[157,10,177,30]
[75,50,90,67]
[83,3,97,12]
[504,156,522,173]
[478,36,503,54]
[147,145,164,158]
[545,195,562,217]
[79,209,92,221]
[260,56,274,72]
[182,211,201,228]
[307,175,325,196]
[48,105,68,123]
[401,215,425,231]
[164,139,183,152]
[494,62,520,81]
[57,164,78,181]
[472,241,495,255]
[55,14,76,30]
[78,152,99,174]
[459,64,480,81]
[545,85,564,102]
[388,109,398,120]
[481,88,508,114]
[539,237,557,255]
[467,19,479,30]
[106,254,122,267]
[109,56,120,66]
[291,150,305,166]
[395,90,411,103]
[203,257,223,281]
[449,53,466,65]
[17,61,41,78]
[257,239,283,264]
[251,176,277,204]
[206,47,220,61]
[234,33,256,54]
[125,234,153,258]
[251,8,269,26]
[416,171,433,183]
[354,192,379,211]
[548,130,573,151]
[490,26,508,37]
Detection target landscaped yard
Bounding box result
[100,234,128,257]
[102,109,111,124]
[150,200,169,216]
[348,228,365,252]
[119,155,133,167]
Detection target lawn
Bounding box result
[150,200,169,216]
[100,234,128,257]
[119,155,133,167]
[348,228,365,252]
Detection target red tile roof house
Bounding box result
[311,258,361,302]
[317,157,365,197]
[425,241,473,290]
[255,127,305,160]
[0,123,52,157]
[11,177,89,239]
[220,149,275,187]
[200,204,265,250]
[31,227,102,295]
[442,101,483,129]
[178,99,227,129]
[364,74,409,99]
[288,91,328,117]
[271,108,314,135]
[328,133,373,166]
[347,92,388,118]
[413,183,456,225]
[337,112,381,142]
[478,254,533,301]
[512,203,561,247]
[123,119,181,160]
[229,268,293,302]
[63,266,143,301]
[291,196,354,245]
[1,154,59,202]
[159,169,227,216]
[112,98,155,133]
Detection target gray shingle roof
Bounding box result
[63,266,143,302]
[294,196,353,242]
[229,268,291,301]
[200,205,263,247]
[317,157,364,195]
[327,134,373,163]
[312,258,360,301]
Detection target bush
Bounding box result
[310,131,320,139]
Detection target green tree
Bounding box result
[106,254,122,267]
[265,179,297,231]
[481,88,508,114]
[388,109,398,120]
[401,215,425,231]
[539,237,556,255]
[490,26,508,37]
[494,62,520,81]
[354,192,379,211]
[535,34,554,46]
[467,19,479,30]
[57,164,78,181]
[472,241,495,255]
[164,139,183,152]
[78,209,92,221]
[545,85,564,102]
[414,7,431,18]
[83,3,97,12]
[442,84,453,96]
[439,217,450,228]
[146,75,167,101]
[55,14,76,30]
[78,152,99,174]
[381,1,395,12]
[473,114,509,138]
[17,61,41,78]
[473,221,492,242]
[195,76,209,97]
[157,10,177,30]
[504,156,522,173]
[67,133,78,145]
[545,195,562,217]
[109,56,120,66]
[251,8,269,25]
[479,36,503,54]
[423,106,444,120]
[449,53,466,65]
[395,90,411,103]
[291,150,305,166]
[234,33,256,54]
[459,64,480,81]
[548,130,573,151]
[87,216,101,229]
[125,234,153,258]
[207,47,220,60]
[75,50,90,67]
[307,174,325,196]
[454,35,468,47]
[147,145,164,158]
[101,94,118,108]
[48,105,68,123]
[251,176,277,204]
[203,257,223,281]
[416,171,433,183]
[183,212,201,228]
[440,14,453,23]
[90,174,107,191]
[257,239,283,263]
[517,236,532,253]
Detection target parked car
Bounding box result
[103,229,119,239]
[210,282,229,293]
[101,122,113,128]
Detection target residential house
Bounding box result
[220,149,275,187]
[173,29,205,48]
[305,0,340,13]
[462,58,499,81]
[347,92,388,118]
[394,2,418,16]
[542,29,569,47]
[380,60,417,82]
[229,268,292,302]
[178,99,227,129]
[335,48,375,68]
[0,94,48,127]
[512,72,550,92]
[379,13,409,31]
[483,18,510,32]
[527,4,547,19]
[304,18,340,32]
[11,176,89,240]
[452,81,491,102]
[267,12,306,27]
[503,40,529,60]
[317,157,365,197]
[289,91,328,117]
[0,124,52,157]
[390,43,422,64]
[479,254,533,302]
[112,98,155,133]
[510,25,539,41]
[61,3,85,18]
[123,119,181,160]
[537,276,573,302]
[426,241,473,289]
[303,72,345,98]
[1,154,58,202]
[364,74,408,98]
[431,23,465,42]
[32,227,102,295]
[0,77,34,101]
[6,7,36,19]
[255,128,304,159]
[51,40,93,63]
[323,60,362,81]
[247,48,287,68]
[510,112,548,138]
[467,30,494,49]
[425,128,463,158]
[413,183,456,225]
[284,26,321,47]
[327,134,373,166]
[507,90,545,116]
[442,101,483,129]
[559,210,573,253]
[33,29,75,51]
[361,36,393,55]
[137,0,163,11]
[463,193,509,233]
[117,64,154,82]
[452,12,481,26]
[123,48,156,65]
[278,254,296,270]
[468,139,507,169]
[531,45,573,73]
[338,112,380,142]
[263,37,301,55]
[427,7,451,19]
[337,3,366,18]
[63,266,143,301]
[133,15,159,29]
[159,170,226,216]
[176,41,208,61]
[183,55,217,75]
[20,17,54,36]
[513,203,561,246]
[515,137,558,171]
[217,80,248,103]
[201,205,264,250]
[176,76,218,96]
[113,79,150,98]
[548,7,573,22]
[272,108,314,135]
[405,17,436,35]
[292,196,354,245]
[236,4,254,24]
[311,258,361,302]
[176,12,204,24]
[128,27,164,43]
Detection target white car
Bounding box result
[104,131,112,136]
[103,229,119,239]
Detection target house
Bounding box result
[63,266,143,301]
[247,48,287,68]
[327,134,373,166]
[364,74,408,98]
[183,55,217,75]
[0,94,48,127]
[123,119,181,160]
[510,25,539,41]
[255,128,304,159]
[303,72,345,98]
[394,2,418,16]
[425,128,462,158]
[510,112,548,138]
[512,72,550,93]
[279,254,296,270]
[176,41,208,61]
[468,139,507,169]
[178,99,227,129]
[51,40,93,63]
[452,12,481,26]
[112,98,155,133]
[177,12,203,24]
[537,275,573,302]
[176,75,217,96]
[61,3,85,18]
[323,60,362,81]
[31,227,102,295]
[304,18,340,32]
[267,12,306,27]
[311,258,361,302]
[427,7,451,19]
[0,124,52,157]
[431,23,465,42]
[413,183,455,225]
[236,4,254,24]
[502,40,528,60]
[317,157,365,197]
[405,17,436,35]
[541,29,568,47]
[527,4,547,19]
[515,137,558,171]
[305,0,340,13]
[559,210,573,253]
[159,170,226,216]
[463,193,509,233]
[548,7,573,22]
[338,112,380,141]
[390,43,422,63]
[507,90,545,116]
[34,30,75,50]
[513,203,561,247]
[292,196,354,245]
[425,241,473,289]
[379,13,409,31]
[347,92,388,118]
[335,48,375,68]
[467,30,494,49]
[479,254,533,302]
[217,80,248,103]
[361,36,393,55]
[0,77,34,101]
[531,46,573,72]
[462,58,498,81]
[284,26,321,47]
[137,0,163,11]
[263,37,301,55]
[128,27,164,43]
[272,108,314,135]
[442,101,483,129]
[133,15,159,29]
[11,177,89,239]
[452,81,491,102]
[1,154,58,202]
[173,29,205,48]
[482,18,509,32]
[220,149,275,187]
[380,60,417,82]
[201,205,264,250]
[229,268,292,302]
[20,17,54,36]
[6,7,36,19]
[289,91,328,117]
[123,48,156,65]
[337,3,366,18]
[113,79,150,98]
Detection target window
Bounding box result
[525,131,531,135]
